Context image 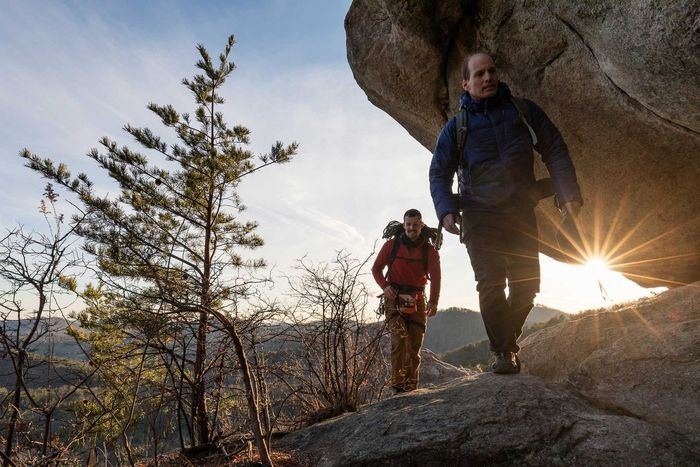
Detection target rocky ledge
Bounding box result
[277,283,700,465]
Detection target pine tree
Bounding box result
[22,35,296,464]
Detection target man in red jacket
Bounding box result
[372,209,441,393]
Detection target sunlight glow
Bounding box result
[537,255,667,312]
[585,257,608,277]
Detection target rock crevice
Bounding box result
[551,10,699,136]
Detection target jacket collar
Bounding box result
[459,82,512,113]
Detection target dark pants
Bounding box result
[462,209,540,353]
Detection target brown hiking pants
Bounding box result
[385,296,427,391]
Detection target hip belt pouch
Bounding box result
[398,294,417,315]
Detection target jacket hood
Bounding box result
[459,82,512,110]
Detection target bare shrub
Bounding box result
[276,252,387,427]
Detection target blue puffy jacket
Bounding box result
[429,82,582,221]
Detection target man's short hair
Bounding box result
[461,52,494,80]
[404,208,422,220]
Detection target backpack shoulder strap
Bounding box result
[449,107,469,195]
[422,242,430,280]
[510,96,538,146]
[455,107,469,156]
[385,237,403,280]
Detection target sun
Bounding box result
[585,257,609,277]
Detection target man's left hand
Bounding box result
[562,201,581,218]
[426,302,438,317]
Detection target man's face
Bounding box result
[462,54,499,100]
[403,215,423,241]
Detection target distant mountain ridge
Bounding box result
[1,317,85,360]
[424,305,566,354]
[4,304,567,360]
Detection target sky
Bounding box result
[0,1,664,314]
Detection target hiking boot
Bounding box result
[492,351,520,374]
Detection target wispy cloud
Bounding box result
[0,2,198,229]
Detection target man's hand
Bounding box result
[561,201,582,218]
[442,212,461,235]
[383,285,397,300]
[427,302,438,317]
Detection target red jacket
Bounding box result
[372,237,441,305]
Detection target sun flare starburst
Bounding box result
[585,257,608,277]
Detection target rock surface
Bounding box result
[415,347,476,388]
[520,281,700,444]
[276,284,700,465]
[277,374,698,466]
[345,0,700,287]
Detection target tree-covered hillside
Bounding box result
[424,305,566,354]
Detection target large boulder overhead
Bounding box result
[345,0,700,287]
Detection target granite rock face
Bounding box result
[520,282,700,444]
[277,375,698,466]
[413,347,476,388]
[345,0,700,287]
[277,285,700,465]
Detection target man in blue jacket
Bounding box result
[429,52,583,374]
